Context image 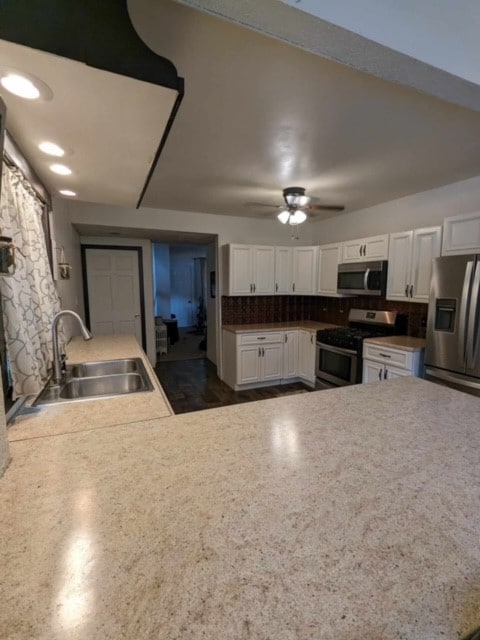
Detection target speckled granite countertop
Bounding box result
[1,376,479,639]
[223,321,340,333]
[364,335,426,351]
[8,335,172,442]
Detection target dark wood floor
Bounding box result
[154,358,317,414]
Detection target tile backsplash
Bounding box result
[222,295,428,338]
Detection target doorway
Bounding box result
[153,243,208,362]
[81,245,146,350]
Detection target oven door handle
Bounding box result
[317,342,358,356]
[363,267,371,291]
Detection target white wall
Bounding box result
[49,198,84,339]
[313,175,480,244]
[80,236,156,365]
[152,243,171,318]
[282,0,480,85]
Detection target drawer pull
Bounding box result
[379,352,391,358]
[257,336,266,340]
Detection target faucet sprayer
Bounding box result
[51,310,92,384]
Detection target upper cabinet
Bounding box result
[224,244,317,296]
[292,246,317,294]
[224,244,275,296]
[387,226,442,303]
[274,247,293,294]
[316,242,345,297]
[341,234,389,263]
[442,212,480,256]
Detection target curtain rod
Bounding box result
[3,130,51,208]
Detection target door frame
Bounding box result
[81,244,147,351]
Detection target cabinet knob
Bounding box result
[378,369,382,380]
[292,283,295,292]
[384,368,388,379]
[275,283,278,292]
[409,284,413,298]
[405,284,409,297]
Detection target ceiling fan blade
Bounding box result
[307,204,345,212]
[244,201,282,208]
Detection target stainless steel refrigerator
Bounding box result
[425,255,480,396]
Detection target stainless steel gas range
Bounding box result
[315,309,406,387]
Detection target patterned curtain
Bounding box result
[0,163,62,399]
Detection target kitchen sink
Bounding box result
[33,358,154,405]
[70,358,141,378]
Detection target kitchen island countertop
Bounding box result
[1,375,480,639]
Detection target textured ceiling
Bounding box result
[129,0,480,221]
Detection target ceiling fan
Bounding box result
[248,186,345,225]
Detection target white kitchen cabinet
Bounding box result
[387,226,442,303]
[275,247,293,294]
[442,211,480,255]
[222,328,316,390]
[342,235,389,263]
[316,242,346,296]
[224,244,275,295]
[362,340,424,383]
[292,246,317,294]
[298,330,316,384]
[283,330,299,378]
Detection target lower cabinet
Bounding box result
[362,341,424,383]
[222,329,316,390]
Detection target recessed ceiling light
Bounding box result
[59,189,76,197]
[39,141,65,157]
[0,73,40,100]
[50,164,72,176]
[0,69,53,101]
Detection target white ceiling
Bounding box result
[0,39,178,207]
[1,1,480,225]
[128,0,480,221]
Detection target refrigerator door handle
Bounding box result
[459,260,474,366]
[467,259,480,368]
[425,367,480,392]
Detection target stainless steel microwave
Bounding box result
[337,261,388,296]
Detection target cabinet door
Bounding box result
[283,331,298,378]
[229,245,253,295]
[386,231,413,301]
[317,243,343,296]
[275,247,293,294]
[364,235,389,260]
[362,360,385,383]
[261,344,284,380]
[237,346,261,384]
[298,330,316,383]
[384,365,412,380]
[410,227,442,302]
[292,247,317,294]
[253,246,275,294]
[342,240,364,263]
[442,212,480,256]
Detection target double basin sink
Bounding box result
[33,357,154,405]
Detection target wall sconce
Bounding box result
[57,247,71,279]
[0,233,25,276]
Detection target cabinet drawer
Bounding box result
[363,343,413,370]
[239,332,284,345]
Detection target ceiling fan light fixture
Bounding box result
[277,210,291,224]
[294,194,310,207]
[290,210,307,225]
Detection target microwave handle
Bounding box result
[363,268,370,291]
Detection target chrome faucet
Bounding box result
[51,310,92,384]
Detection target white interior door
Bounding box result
[85,248,143,344]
